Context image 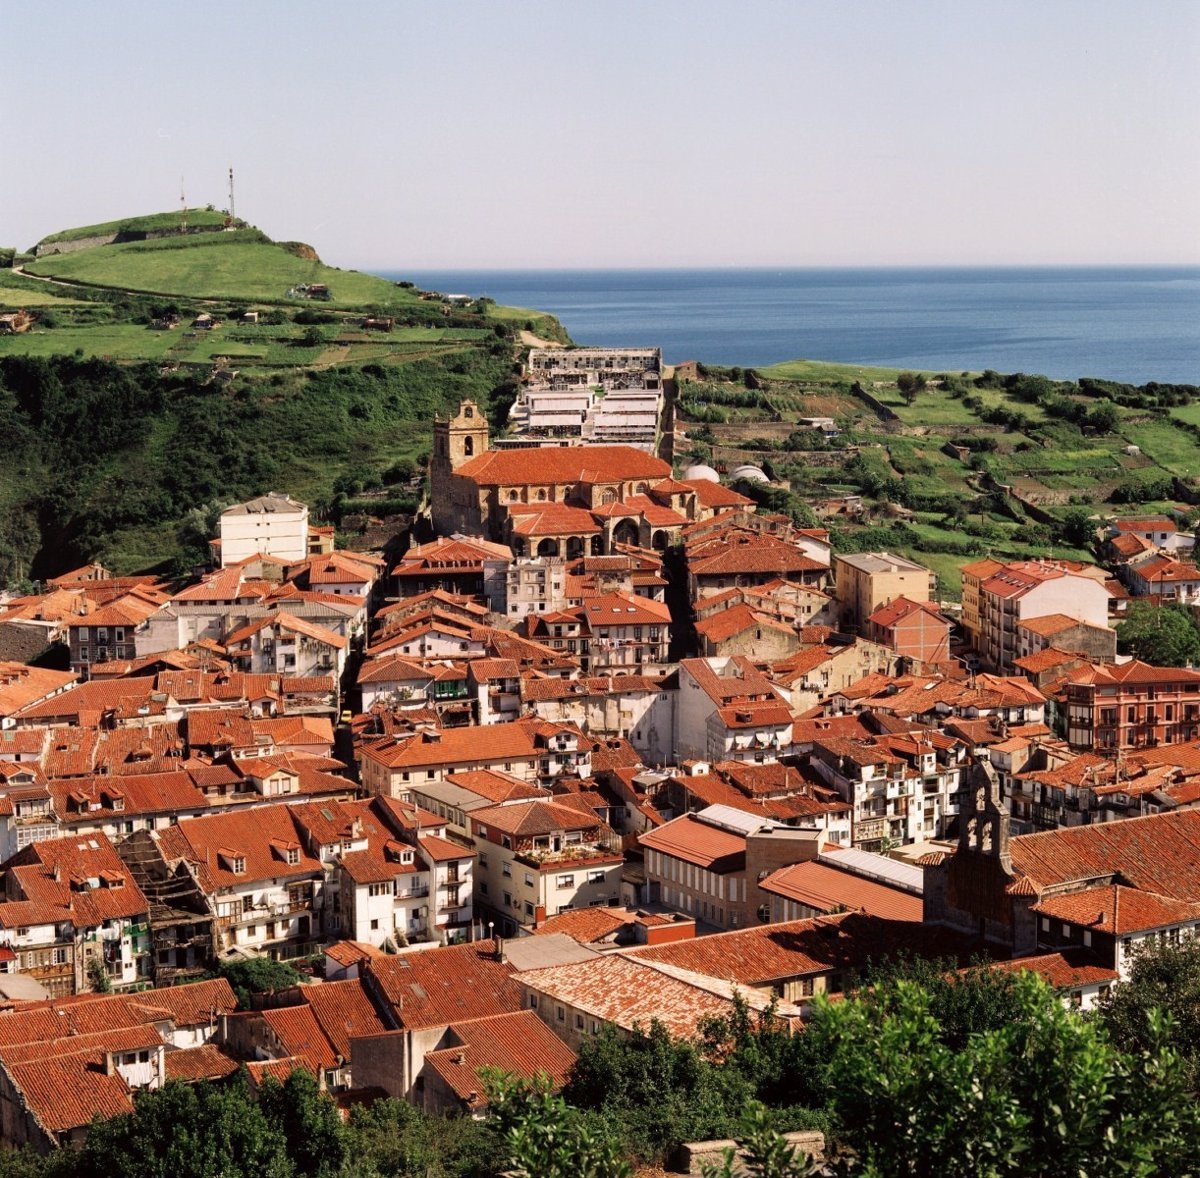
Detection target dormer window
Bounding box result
[286,848,300,866]
[232,857,245,874]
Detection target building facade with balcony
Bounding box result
[1063,661,1200,752]
[470,798,622,936]
[808,734,966,850]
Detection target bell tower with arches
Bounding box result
[433,399,489,476]
[431,399,490,536]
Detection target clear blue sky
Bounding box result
[6,1,1198,268]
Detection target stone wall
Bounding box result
[671,1130,826,1175]
[34,223,229,257]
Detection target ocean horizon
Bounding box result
[374,265,1200,385]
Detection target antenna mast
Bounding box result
[228,167,236,221]
[180,176,187,232]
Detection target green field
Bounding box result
[0,285,87,307]
[1170,404,1200,427]
[0,324,178,360]
[761,358,957,383]
[1120,419,1200,476]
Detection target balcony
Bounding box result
[395,886,430,900]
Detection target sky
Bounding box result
[5,1,1199,269]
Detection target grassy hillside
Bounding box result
[0,211,570,580]
[36,209,234,245]
[25,230,422,308]
[0,349,517,580]
[677,363,1200,600]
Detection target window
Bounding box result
[479,882,489,896]
[524,872,534,887]
[528,993,538,1009]
[502,862,512,877]
[286,848,300,866]
[558,874,575,889]
[556,1005,565,1023]
[478,854,488,869]
[503,891,513,908]
[574,1013,585,1030]
[369,882,392,897]
[370,919,379,931]
[588,869,606,884]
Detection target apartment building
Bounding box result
[1063,660,1200,751]
[471,798,623,935]
[966,559,1111,672]
[832,552,934,630]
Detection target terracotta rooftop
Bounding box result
[454,446,670,487]
[364,940,524,1029]
[424,1010,577,1110]
[639,812,749,870]
[759,860,923,922]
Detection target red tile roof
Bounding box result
[303,978,391,1059]
[1031,884,1200,934]
[759,860,923,922]
[1008,809,1200,900]
[156,806,324,890]
[454,446,670,487]
[985,949,1118,989]
[630,912,979,986]
[517,953,797,1039]
[263,1004,340,1073]
[365,941,524,1029]
[424,1010,577,1109]
[164,1043,240,1083]
[639,813,748,869]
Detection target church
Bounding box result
[429,400,752,558]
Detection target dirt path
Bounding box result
[520,330,563,348]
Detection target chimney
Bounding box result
[493,935,506,962]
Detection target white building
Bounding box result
[219,494,309,566]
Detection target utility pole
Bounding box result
[228,167,236,220]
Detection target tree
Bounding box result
[1086,400,1120,434]
[805,971,1200,1178]
[1116,600,1200,666]
[78,1074,291,1178]
[896,372,926,406]
[217,956,304,1006]
[565,1021,750,1162]
[257,1070,347,1178]
[487,1072,632,1178]
[1057,506,1096,549]
[1097,938,1200,1086]
[344,1097,497,1178]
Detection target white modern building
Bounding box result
[219,493,309,566]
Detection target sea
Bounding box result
[376,267,1200,386]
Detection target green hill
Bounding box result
[0,210,569,581]
[25,227,424,309]
[35,209,234,246]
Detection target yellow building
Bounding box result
[832,551,935,629]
